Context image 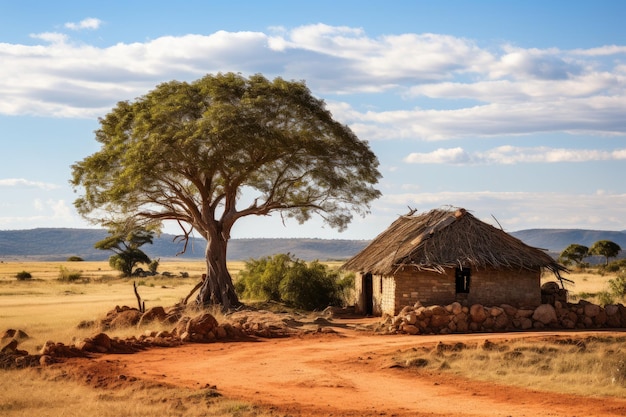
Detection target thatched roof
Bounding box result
[343,207,567,276]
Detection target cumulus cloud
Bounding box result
[0,178,60,190]
[0,23,625,141]
[64,17,103,31]
[404,146,626,165]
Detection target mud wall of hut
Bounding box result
[365,267,543,316]
[469,268,541,309]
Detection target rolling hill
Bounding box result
[0,227,624,262]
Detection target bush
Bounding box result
[148,259,159,274]
[235,254,348,310]
[66,256,84,262]
[608,272,626,299]
[279,261,343,310]
[58,266,82,282]
[15,271,32,280]
[597,290,616,306]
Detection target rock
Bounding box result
[109,309,142,328]
[185,313,219,341]
[40,355,54,366]
[532,304,557,325]
[450,302,463,315]
[401,324,420,335]
[430,313,450,328]
[500,304,517,317]
[138,306,167,326]
[584,303,601,318]
[92,333,112,351]
[519,317,533,330]
[605,304,619,316]
[593,310,607,326]
[405,312,417,325]
[470,304,487,323]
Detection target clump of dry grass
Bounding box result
[0,367,281,417]
[395,335,626,397]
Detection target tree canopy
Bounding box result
[95,221,155,277]
[588,240,622,266]
[71,72,381,309]
[559,244,589,267]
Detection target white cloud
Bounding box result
[0,199,82,230]
[376,190,626,231]
[29,32,68,44]
[0,178,60,190]
[404,146,626,165]
[0,24,624,142]
[64,18,103,31]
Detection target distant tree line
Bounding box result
[559,240,622,268]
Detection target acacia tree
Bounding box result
[95,221,155,277]
[559,243,589,267]
[71,73,381,310]
[589,240,622,266]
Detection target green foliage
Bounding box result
[608,272,626,299]
[279,261,343,310]
[71,72,381,308]
[559,244,589,267]
[601,259,626,273]
[236,254,348,310]
[15,271,32,280]
[597,291,616,306]
[66,256,84,262]
[148,259,159,274]
[589,240,622,266]
[58,266,82,282]
[95,220,154,277]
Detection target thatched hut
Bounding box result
[342,208,567,316]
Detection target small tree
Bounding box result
[95,221,155,277]
[559,244,589,267]
[589,240,622,266]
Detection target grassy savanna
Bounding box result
[395,334,626,397]
[0,259,285,417]
[0,260,245,352]
[0,261,624,417]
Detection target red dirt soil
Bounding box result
[63,318,626,417]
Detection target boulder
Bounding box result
[532,304,557,325]
[583,303,601,318]
[469,304,487,323]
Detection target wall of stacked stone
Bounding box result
[383,300,626,335]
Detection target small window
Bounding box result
[455,267,471,293]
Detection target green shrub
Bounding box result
[235,254,347,310]
[66,256,84,262]
[58,266,82,282]
[148,259,160,274]
[15,271,32,280]
[279,261,342,310]
[597,290,616,306]
[608,272,626,299]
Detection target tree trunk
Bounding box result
[196,232,240,310]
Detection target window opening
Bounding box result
[455,267,471,293]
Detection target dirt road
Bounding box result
[83,318,626,417]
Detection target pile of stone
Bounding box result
[384,299,626,335]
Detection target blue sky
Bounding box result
[1,0,625,240]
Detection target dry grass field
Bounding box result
[1,261,625,417]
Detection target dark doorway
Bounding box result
[363,272,373,315]
[455,267,471,293]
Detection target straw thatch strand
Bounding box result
[342,207,567,278]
